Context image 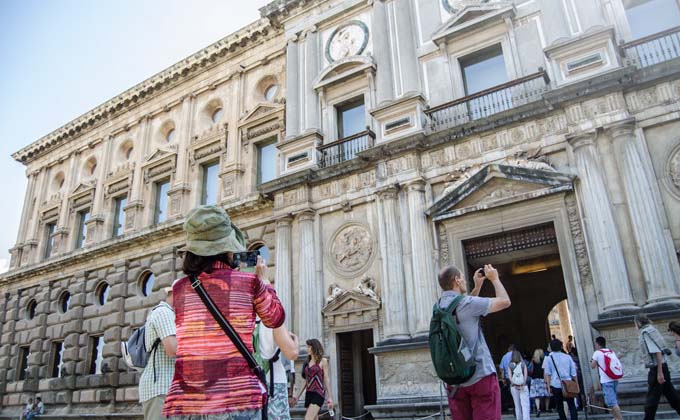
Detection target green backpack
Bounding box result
[428,295,477,385]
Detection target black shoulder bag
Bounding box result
[189,275,269,420]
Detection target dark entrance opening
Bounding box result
[462,223,576,412]
[337,329,377,418]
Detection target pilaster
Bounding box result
[304,28,321,131]
[286,36,301,139]
[394,0,421,96]
[567,131,637,312]
[372,0,395,105]
[169,95,196,217]
[607,120,680,305]
[125,115,151,232]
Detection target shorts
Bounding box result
[305,391,325,408]
[602,381,619,407]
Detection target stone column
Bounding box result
[394,0,420,95]
[377,187,409,339]
[86,135,114,244]
[405,180,438,335]
[168,95,195,218]
[304,28,321,131]
[608,120,680,304]
[297,210,321,340]
[275,216,293,320]
[286,36,301,139]
[372,0,394,105]
[568,132,636,312]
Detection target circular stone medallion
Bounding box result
[325,20,369,63]
[328,223,374,276]
[666,144,680,198]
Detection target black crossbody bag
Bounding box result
[189,274,269,420]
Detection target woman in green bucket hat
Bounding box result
[162,205,285,420]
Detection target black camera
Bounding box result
[662,348,673,356]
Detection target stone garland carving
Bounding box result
[329,223,374,276]
[325,20,369,63]
[438,224,449,267]
[564,194,594,288]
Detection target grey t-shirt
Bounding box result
[439,290,494,387]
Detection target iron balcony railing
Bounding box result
[621,26,680,68]
[425,70,550,132]
[318,129,376,168]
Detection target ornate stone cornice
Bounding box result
[12,18,274,165]
[259,0,326,26]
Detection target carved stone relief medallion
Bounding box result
[328,223,374,276]
[666,144,680,199]
[325,20,369,63]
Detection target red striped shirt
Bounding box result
[162,263,285,416]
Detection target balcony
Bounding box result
[425,70,550,133]
[621,26,680,68]
[318,129,376,169]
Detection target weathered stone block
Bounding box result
[79,389,96,403]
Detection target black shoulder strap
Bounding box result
[550,354,563,381]
[189,274,269,420]
[268,349,281,397]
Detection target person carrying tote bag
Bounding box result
[543,339,579,420]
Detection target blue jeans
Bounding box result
[602,381,619,407]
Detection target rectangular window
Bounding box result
[112,196,127,237]
[75,209,90,249]
[154,180,170,224]
[44,222,56,259]
[50,341,64,378]
[624,0,680,39]
[460,44,508,95]
[201,162,219,205]
[17,346,29,381]
[336,98,366,139]
[257,141,277,185]
[88,336,104,375]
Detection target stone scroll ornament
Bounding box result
[329,224,374,276]
[668,146,680,197]
[325,20,369,63]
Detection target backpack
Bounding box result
[511,363,525,386]
[121,307,162,374]
[598,349,624,380]
[429,295,476,385]
[252,321,281,397]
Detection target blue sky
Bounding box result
[0,0,270,272]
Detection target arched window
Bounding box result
[58,291,71,314]
[139,272,155,297]
[212,108,223,124]
[264,84,279,102]
[96,283,110,306]
[26,299,37,320]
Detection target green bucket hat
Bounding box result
[179,205,246,256]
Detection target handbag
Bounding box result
[550,354,580,399]
[189,274,269,420]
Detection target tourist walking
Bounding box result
[162,205,285,420]
[669,321,680,356]
[291,339,334,420]
[138,285,176,420]
[530,348,550,417]
[507,350,530,420]
[635,314,680,420]
[499,344,516,385]
[435,264,511,420]
[590,336,624,420]
[544,339,578,420]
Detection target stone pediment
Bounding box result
[427,163,574,220]
[322,289,381,328]
[432,3,515,45]
[143,146,177,165]
[70,181,95,196]
[239,103,284,126]
[314,56,376,91]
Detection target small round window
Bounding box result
[125,147,134,159]
[58,291,71,314]
[26,300,37,320]
[212,108,223,124]
[96,283,110,306]
[264,85,278,102]
[165,129,175,142]
[140,272,155,297]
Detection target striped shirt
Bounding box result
[162,263,285,416]
[139,302,176,402]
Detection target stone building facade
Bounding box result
[2,0,680,417]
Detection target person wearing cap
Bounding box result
[162,205,285,420]
[139,285,176,420]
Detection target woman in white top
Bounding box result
[506,350,530,420]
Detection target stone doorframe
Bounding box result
[433,193,598,393]
[321,286,382,415]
